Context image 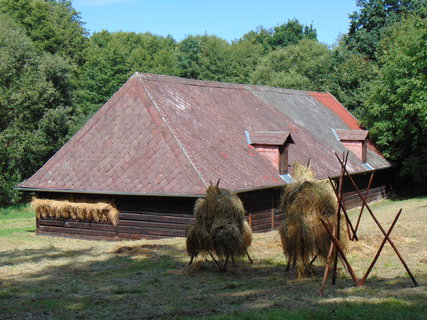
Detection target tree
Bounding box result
[345,0,426,59]
[250,39,333,91]
[177,35,204,79]
[361,15,427,183]
[241,19,317,53]
[328,47,379,114]
[197,35,235,82]
[74,31,179,117]
[270,19,317,48]
[0,0,88,64]
[0,15,74,204]
[227,40,264,84]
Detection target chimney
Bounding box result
[247,130,294,175]
[335,129,369,163]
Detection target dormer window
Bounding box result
[246,130,295,174]
[335,129,369,163]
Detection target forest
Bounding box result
[0,0,426,205]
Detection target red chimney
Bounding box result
[335,129,369,163]
[247,130,294,174]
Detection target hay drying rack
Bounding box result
[319,152,418,295]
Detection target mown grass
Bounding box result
[200,298,425,320]
[0,198,426,319]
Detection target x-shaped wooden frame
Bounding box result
[320,152,418,295]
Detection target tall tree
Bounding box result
[361,15,427,183]
[345,0,426,59]
[75,31,179,117]
[177,35,204,79]
[241,19,317,53]
[0,0,87,64]
[0,15,73,204]
[250,39,333,91]
[177,34,263,84]
[328,47,379,114]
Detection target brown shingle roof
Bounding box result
[18,73,391,195]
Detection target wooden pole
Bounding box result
[320,152,348,295]
[321,219,360,286]
[328,177,358,241]
[353,172,375,240]
[271,195,275,230]
[331,152,348,285]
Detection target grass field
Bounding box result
[0,197,426,319]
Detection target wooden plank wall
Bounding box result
[37,218,118,240]
[110,196,195,239]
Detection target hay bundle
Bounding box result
[279,214,314,278]
[31,197,119,226]
[186,184,252,269]
[278,163,347,278]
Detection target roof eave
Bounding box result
[15,187,203,198]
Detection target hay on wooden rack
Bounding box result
[186,184,252,269]
[279,163,347,278]
[31,197,119,226]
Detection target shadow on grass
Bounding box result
[0,243,425,320]
[0,247,95,265]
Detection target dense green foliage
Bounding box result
[0,0,425,205]
[75,31,179,117]
[345,0,425,59]
[0,0,87,64]
[361,15,427,182]
[0,14,75,204]
[251,39,333,91]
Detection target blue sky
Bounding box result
[72,0,358,46]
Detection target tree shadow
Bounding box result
[0,243,424,320]
[0,247,94,265]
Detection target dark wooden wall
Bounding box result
[35,168,392,240]
[115,196,194,239]
[238,187,283,232]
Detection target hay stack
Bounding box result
[278,163,347,278]
[186,184,252,268]
[31,197,119,226]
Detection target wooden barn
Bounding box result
[17,73,393,240]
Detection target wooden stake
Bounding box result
[353,172,375,240]
[328,177,358,241]
[320,152,348,295]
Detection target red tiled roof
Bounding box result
[309,92,360,129]
[18,73,391,195]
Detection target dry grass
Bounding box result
[0,197,426,319]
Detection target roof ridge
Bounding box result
[139,77,208,188]
[135,72,325,96]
